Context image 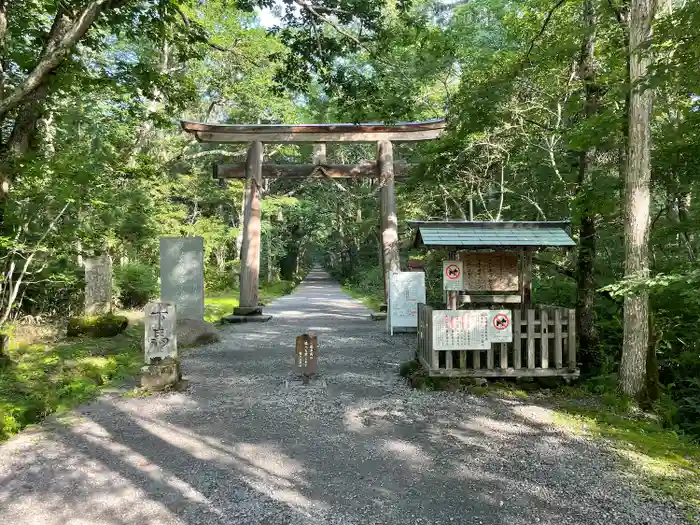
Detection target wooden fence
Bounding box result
[417,304,578,378]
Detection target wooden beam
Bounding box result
[237,141,263,310]
[214,161,410,179]
[181,119,446,143]
[427,367,580,378]
[459,294,522,304]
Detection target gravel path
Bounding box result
[0,270,688,524]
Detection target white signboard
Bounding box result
[488,310,513,343]
[432,310,490,350]
[388,271,426,335]
[442,260,463,291]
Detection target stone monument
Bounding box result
[159,237,205,320]
[84,255,112,315]
[141,301,180,390]
[159,237,219,346]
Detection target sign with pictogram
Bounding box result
[488,310,512,343]
[442,260,463,291]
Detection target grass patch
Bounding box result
[0,323,143,441]
[0,280,298,442]
[259,280,296,303]
[341,284,384,312]
[435,374,700,514]
[204,294,239,323]
[551,398,700,514]
[399,362,700,512]
[204,280,296,323]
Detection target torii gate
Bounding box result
[180,119,446,317]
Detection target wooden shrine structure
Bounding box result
[410,221,580,379]
[180,119,446,317]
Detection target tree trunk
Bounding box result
[619,0,656,398]
[575,0,601,370]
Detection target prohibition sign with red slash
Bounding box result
[445,264,461,280]
[492,313,509,331]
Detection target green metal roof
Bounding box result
[410,221,575,248]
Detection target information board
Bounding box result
[431,310,490,350]
[442,260,464,291]
[460,252,518,292]
[388,271,426,335]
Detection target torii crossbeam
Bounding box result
[180,118,446,319]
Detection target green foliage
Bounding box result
[0,324,143,441]
[452,381,700,510]
[340,264,385,312]
[21,259,85,320]
[552,398,700,512]
[204,293,240,323]
[203,281,296,323]
[114,263,159,308]
[205,263,240,293]
[66,314,129,338]
[399,359,422,378]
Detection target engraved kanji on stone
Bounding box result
[144,302,177,362]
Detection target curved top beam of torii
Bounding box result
[180,118,446,143]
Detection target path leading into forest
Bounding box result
[0,270,687,524]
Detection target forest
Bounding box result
[0,0,699,446]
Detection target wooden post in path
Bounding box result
[236,141,263,314]
[377,140,400,309]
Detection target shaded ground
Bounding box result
[0,270,688,524]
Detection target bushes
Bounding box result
[67,314,128,338]
[114,263,158,308]
[1,325,143,441]
[205,263,239,292]
[19,258,84,319]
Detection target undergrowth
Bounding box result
[341,283,384,312]
[203,280,296,323]
[0,323,143,441]
[0,282,299,441]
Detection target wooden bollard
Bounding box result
[295,334,318,380]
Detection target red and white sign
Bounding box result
[492,313,509,330]
[442,260,463,291]
[488,310,512,343]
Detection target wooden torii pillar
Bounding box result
[378,140,400,307]
[238,141,263,313]
[180,119,446,318]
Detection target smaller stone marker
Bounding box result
[141,301,180,390]
[295,334,318,383]
[84,255,112,315]
[144,302,177,361]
